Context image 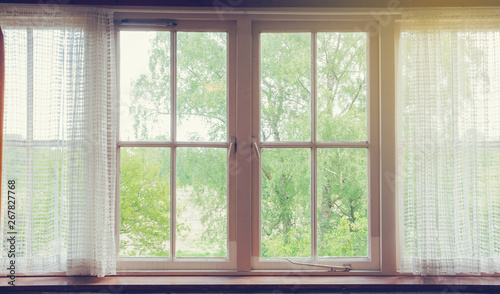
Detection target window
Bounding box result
[117,20,237,270]
[251,21,380,271]
[3,5,500,280]
[116,18,382,272]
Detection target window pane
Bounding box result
[317,148,368,257]
[33,29,71,141]
[4,29,28,140]
[177,32,227,142]
[32,147,63,257]
[261,148,311,257]
[317,33,367,142]
[120,147,171,257]
[261,33,311,142]
[176,147,227,257]
[120,31,171,141]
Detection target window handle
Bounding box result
[252,137,260,159]
[227,137,236,158]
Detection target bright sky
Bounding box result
[120,31,156,141]
[119,31,215,142]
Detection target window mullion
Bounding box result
[379,19,397,275]
[227,23,238,268]
[27,28,33,142]
[236,18,253,272]
[115,27,122,257]
[170,30,177,261]
[311,32,318,261]
[311,32,317,147]
[26,28,34,257]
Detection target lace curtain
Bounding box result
[398,9,500,275]
[0,5,117,276]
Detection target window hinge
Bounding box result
[285,258,352,272]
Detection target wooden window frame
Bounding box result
[250,20,380,271]
[116,20,238,271]
[114,10,397,275]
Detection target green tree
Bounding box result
[121,30,369,258]
[120,147,171,257]
[259,33,368,257]
[122,31,228,257]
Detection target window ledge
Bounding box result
[1,276,500,292]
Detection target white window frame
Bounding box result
[250,20,380,271]
[116,19,238,271]
[114,9,398,275]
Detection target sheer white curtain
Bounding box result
[0,5,117,276]
[398,9,500,275]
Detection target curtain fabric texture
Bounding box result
[0,26,4,229]
[398,9,500,275]
[0,5,117,276]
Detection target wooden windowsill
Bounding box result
[1,275,500,292]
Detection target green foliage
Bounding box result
[318,212,368,257]
[176,147,227,257]
[317,148,368,257]
[261,33,311,142]
[177,32,227,142]
[317,32,367,142]
[120,147,171,257]
[261,148,311,257]
[120,30,369,259]
[130,32,171,141]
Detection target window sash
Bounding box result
[116,20,237,271]
[251,21,380,271]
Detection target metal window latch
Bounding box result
[285,258,352,272]
[252,137,261,159]
[228,137,236,158]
